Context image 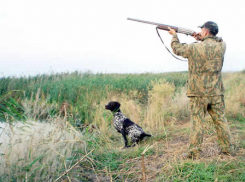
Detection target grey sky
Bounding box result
[0,0,244,77]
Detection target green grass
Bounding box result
[161,160,245,182]
[0,91,26,122]
[0,71,188,100]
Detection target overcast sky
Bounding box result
[0,0,244,77]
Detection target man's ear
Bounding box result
[205,29,209,37]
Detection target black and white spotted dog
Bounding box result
[105,101,151,148]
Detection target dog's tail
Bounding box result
[143,133,152,137]
[140,133,152,140]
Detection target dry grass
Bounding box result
[225,73,245,118]
[143,79,175,129]
[0,119,86,181]
[22,88,59,121]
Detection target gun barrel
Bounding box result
[127,18,162,26]
[127,18,178,31]
[127,18,195,36]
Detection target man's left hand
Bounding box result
[168,27,176,35]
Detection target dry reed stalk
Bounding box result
[85,157,100,182]
[54,149,94,182]
[141,154,146,182]
[140,145,154,182]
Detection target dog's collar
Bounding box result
[113,111,122,117]
[113,109,121,113]
[113,111,122,116]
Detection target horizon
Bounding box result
[1,69,243,79]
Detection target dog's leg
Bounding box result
[122,131,130,148]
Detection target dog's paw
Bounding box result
[122,145,131,149]
[132,143,138,147]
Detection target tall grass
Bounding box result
[144,79,175,130]
[0,71,188,125]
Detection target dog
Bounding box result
[105,101,151,148]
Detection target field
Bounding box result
[0,71,245,181]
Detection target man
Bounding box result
[168,22,233,159]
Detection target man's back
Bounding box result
[187,36,226,96]
[171,35,226,96]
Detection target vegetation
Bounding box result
[0,91,26,123]
[0,71,244,181]
[0,71,188,123]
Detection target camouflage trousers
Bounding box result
[188,95,232,154]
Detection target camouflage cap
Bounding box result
[198,21,219,35]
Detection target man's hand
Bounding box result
[168,27,176,35]
[193,32,202,41]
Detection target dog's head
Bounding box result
[105,101,121,112]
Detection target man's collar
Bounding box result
[202,35,215,41]
[202,35,223,42]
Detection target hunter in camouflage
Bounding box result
[168,21,233,158]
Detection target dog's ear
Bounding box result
[110,102,115,107]
[114,102,121,110]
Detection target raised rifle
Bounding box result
[127,18,199,61]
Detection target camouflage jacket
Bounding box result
[171,34,226,96]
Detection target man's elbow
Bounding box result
[173,49,182,56]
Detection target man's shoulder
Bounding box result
[190,39,226,47]
[188,41,202,49]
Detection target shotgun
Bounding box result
[127,17,200,61]
[127,18,197,36]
